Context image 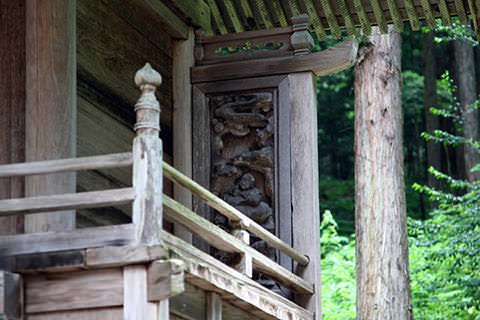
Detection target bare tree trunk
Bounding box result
[423,31,442,188]
[354,26,413,320]
[454,39,480,183]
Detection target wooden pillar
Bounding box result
[289,72,322,319]
[124,265,158,319]
[0,0,26,235]
[25,0,76,233]
[0,271,23,320]
[172,28,194,243]
[132,63,163,245]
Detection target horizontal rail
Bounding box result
[163,195,313,295]
[162,162,310,266]
[0,152,133,178]
[0,188,135,216]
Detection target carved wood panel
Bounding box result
[193,76,291,297]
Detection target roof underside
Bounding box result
[183,0,475,40]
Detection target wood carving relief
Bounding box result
[209,91,286,294]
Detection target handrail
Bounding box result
[163,194,313,294]
[162,161,310,267]
[0,152,132,178]
[0,188,135,216]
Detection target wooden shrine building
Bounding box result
[0,0,475,319]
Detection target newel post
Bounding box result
[132,63,163,244]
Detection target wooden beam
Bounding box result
[419,0,436,29]
[123,265,158,320]
[141,0,189,39]
[353,0,372,34]
[0,188,135,216]
[162,163,309,266]
[0,0,25,236]
[13,244,168,273]
[438,0,452,26]
[317,0,342,39]
[27,308,123,320]
[25,268,123,314]
[386,0,404,32]
[147,259,185,301]
[0,153,132,178]
[0,224,135,256]
[173,29,194,244]
[192,38,358,82]
[0,271,23,320]
[369,0,388,33]
[25,0,76,233]
[306,0,327,41]
[163,232,314,320]
[162,195,313,294]
[224,0,245,32]
[454,0,468,24]
[335,0,356,36]
[167,0,213,34]
[207,0,228,34]
[289,72,322,319]
[467,0,480,39]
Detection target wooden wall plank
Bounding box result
[0,0,25,235]
[25,0,76,233]
[25,268,123,313]
[27,307,123,320]
[289,72,322,319]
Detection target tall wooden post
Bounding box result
[289,72,322,319]
[0,0,25,235]
[132,63,163,245]
[172,28,194,243]
[25,0,76,233]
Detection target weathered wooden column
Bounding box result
[290,72,322,320]
[172,28,194,243]
[0,0,25,235]
[132,63,163,245]
[25,0,76,233]
[123,63,164,320]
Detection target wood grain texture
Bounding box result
[207,292,222,320]
[26,307,123,320]
[25,0,76,233]
[147,259,185,301]
[0,0,25,235]
[24,268,123,313]
[0,271,23,320]
[173,28,195,243]
[0,224,135,256]
[163,231,313,320]
[289,72,322,319]
[192,38,358,83]
[0,188,134,216]
[123,265,158,320]
[354,26,412,320]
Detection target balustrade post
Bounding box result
[132,63,163,245]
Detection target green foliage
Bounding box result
[429,18,478,46]
[410,70,480,319]
[321,210,356,320]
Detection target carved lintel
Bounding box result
[290,14,314,55]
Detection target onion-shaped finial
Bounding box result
[134,63,162,88]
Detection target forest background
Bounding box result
[319,21,480,319]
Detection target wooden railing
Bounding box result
[0,63,313,297]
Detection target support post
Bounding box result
[123,265,158,320]
[231,228,253,278]
[25,0,76,233]
[173,28,194,243]
[206,292,222,320]
[0,271,23,320]
[132,63,163,245]
[147,259,185,302]
[289,72,322,319]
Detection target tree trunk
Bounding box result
[423,31,442,188]
[454,39,480,183]
[354,26,413,320]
